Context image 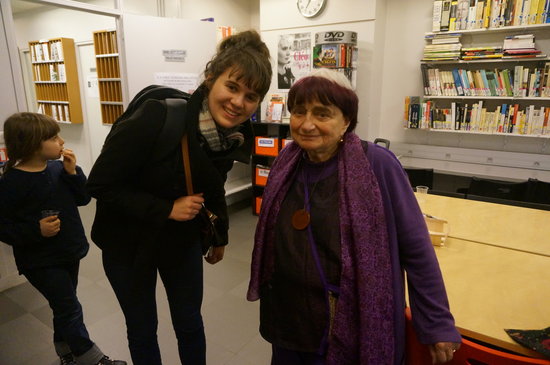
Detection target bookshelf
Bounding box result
[29,37,83,124]
[313,31,358,88]
[405,3,550,138]
[93,30,123,125]
[250,122,291,215]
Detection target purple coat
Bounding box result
[366,141,462,364]
[249,134,461,364]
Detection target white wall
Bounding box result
[259,0,380,140]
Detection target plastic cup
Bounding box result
[41,210,60,218]
[416,186,429,194]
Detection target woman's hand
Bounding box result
[169,193,204,221]
[40,215,60,237]
[62,148,77,175]
[429,342,461,364]
[205,246,224,265]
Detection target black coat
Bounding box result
[86,86,253,265]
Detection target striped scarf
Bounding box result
[198,101,244,152]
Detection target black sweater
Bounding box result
[0,161,90,273]
[86,86,253,266]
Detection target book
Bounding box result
[449,0,459,29]
[433,0,444,31]
[441,0,453,30]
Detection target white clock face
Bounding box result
[297,0,326,18]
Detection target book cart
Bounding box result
[313,30,358,88]
[93,30,123,124]
[407,1,550,138]
[251,121,291,215]
[29,37,83,124]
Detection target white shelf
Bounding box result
[100,101,123,105]
[406,128,550,139]
[35,81,67,84]
[32,59,64,64]
[98,78,121,81]
[424,96,550,101]
[37,100,69,104]
[225,180,252,196]
[422,58,550,64]
[96,53,119,58]
[426,23,550,36]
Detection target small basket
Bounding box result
[424,214,449,247]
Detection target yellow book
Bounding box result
[449,0,458,30]
[528,0,539,24]
[483,0,492,28]
[513,0,523,25]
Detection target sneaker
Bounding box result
[96,356,127,365]
[59,353,76,365]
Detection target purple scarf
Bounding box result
[248,133,395,364]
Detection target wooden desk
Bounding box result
[416,193,550,257]
[434,237,550,359]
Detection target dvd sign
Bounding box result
[315,31,357,45]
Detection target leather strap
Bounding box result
[181,134,194,196]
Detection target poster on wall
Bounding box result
[277,33,311,89]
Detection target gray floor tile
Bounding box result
[3,280,48,313]
[0,314,53,364]
[0,293,27,325]
[224,334,271,365]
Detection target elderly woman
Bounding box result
[247,69,461,365]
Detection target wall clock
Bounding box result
[297,0,326,18]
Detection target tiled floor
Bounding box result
[0,201,271,365]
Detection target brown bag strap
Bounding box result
[181,134,194,196]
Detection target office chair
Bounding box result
[404,168,434,190]
[374,138,390,149]
[405,307,550,365]
[467,176,529,201]
[405,307,433,365]
[449,337,550,365]
[526,178,550,205]
[430,189,466,199]
[467,195,550,211]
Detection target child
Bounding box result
[0,112,126,365]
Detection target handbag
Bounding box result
[181,134,224,255]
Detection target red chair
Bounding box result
[405,307,550,365]
[405,307,434,365]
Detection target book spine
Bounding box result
[433,0,444,31]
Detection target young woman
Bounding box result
[0,112,126,365]
[87,30,272,365]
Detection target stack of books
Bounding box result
[502,34,547,58]
[423,33,462,61]
[461,46,504,60]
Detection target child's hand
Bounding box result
[62,148,77,175]
[40,215,60,237]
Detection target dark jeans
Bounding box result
[102,241,205,365]
[24,261,95,357]
[271,345,326,365]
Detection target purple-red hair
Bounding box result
[287,75,358,132]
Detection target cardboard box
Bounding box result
[255,137,279,156]
[254,196,263,215]
[255,165,270,186]
[424,215,449,246]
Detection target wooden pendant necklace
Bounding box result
[291,160,329,230]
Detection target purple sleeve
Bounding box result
[367,143,461,345]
